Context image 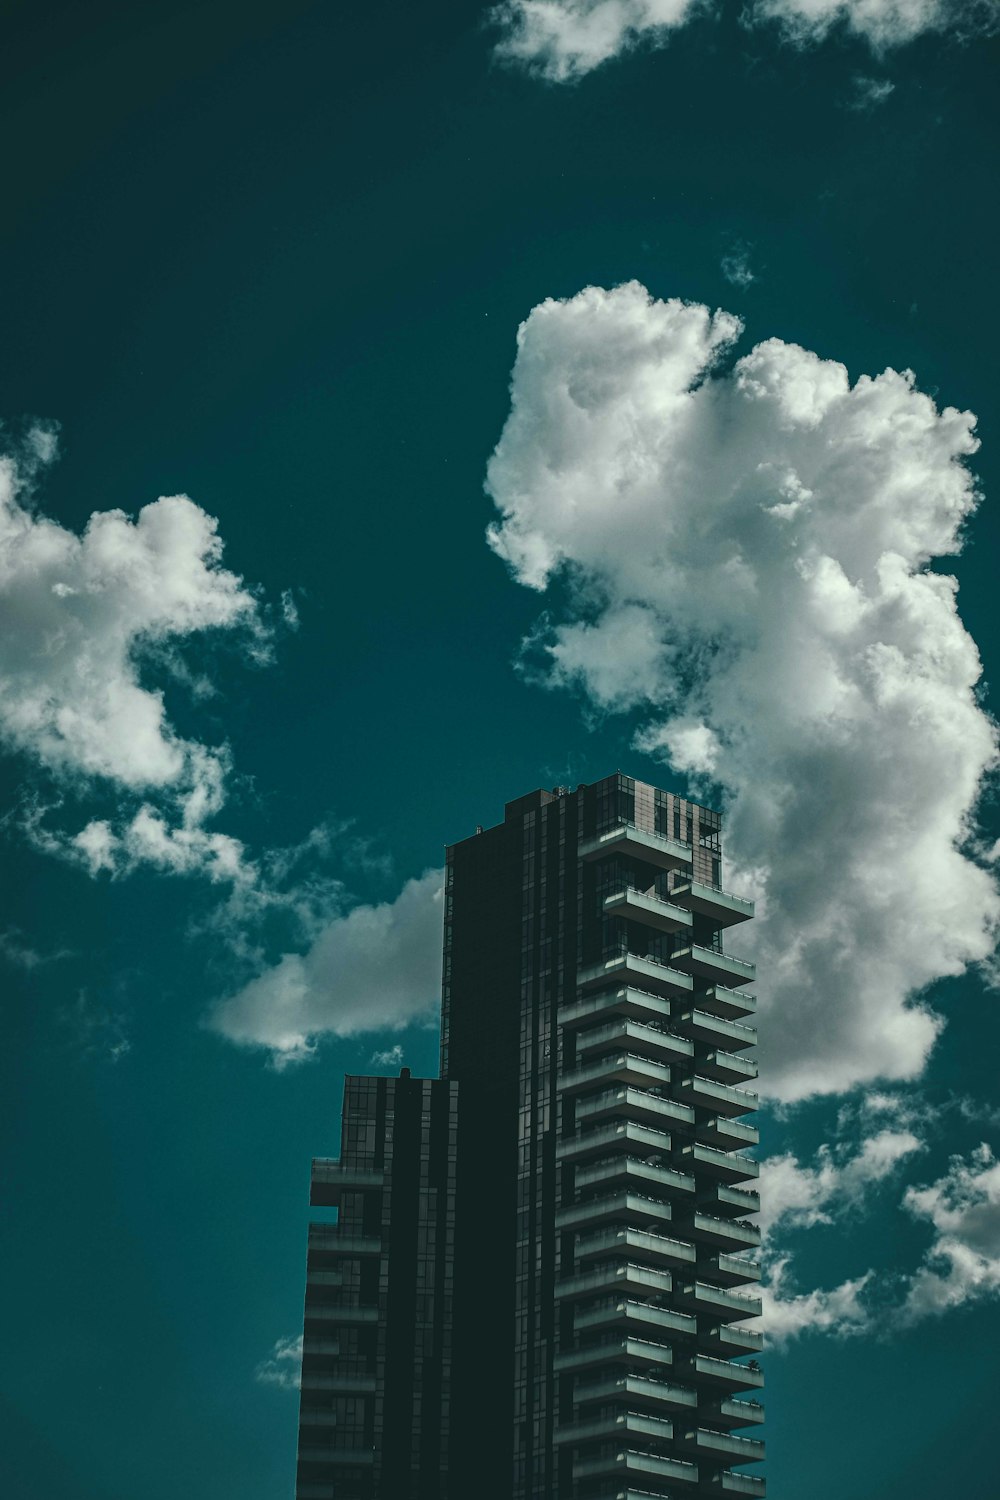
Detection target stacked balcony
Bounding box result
[556,825,763,1500]
[296,1161,383,1500]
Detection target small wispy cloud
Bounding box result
[846,73,895,111]
[255,1334,303,1390]
[59,990,132,1064]
[370,1043,405,1067]
[720,241,756,288]
[0,927,73,970]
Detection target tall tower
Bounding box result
[444,773,764,1500]
[293,771,764,1500]
[295,1071,458,1500]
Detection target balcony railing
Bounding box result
[560,1053,673,1096]
[554,1261,675,1303]
[554,1409,676,1448]
[578,953,694,1000]
[604,887,693,934]
[579,824,694,871]
[560,986,674,1028]
[553,1334,674,1375]
[671,1008,757,1051]
[574,1156,695,1198]
[576,1225,697,1269]
[557,1120,674,1163]
[576,1086,695,1131]
[310,1161,384,1207]
[674,1076,758,1118]
[695,986,757,1020]
[573,1372,698,1413]
[575,1017,693,1064]
[555,1191,674,1234]
[681,1427,765,1463]
[671,944,756,989]
[675,1282,762,1321]
[680,1144,759,1184]
[574,1299,696,1340]
[572,1448,700,1485]
[669,879,754,929]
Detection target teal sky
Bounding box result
[2,3,1000,1498]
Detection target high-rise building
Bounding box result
[295,1072,457,1500]
[294,772,764,1500]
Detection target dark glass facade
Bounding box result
[295,1071,457,1500]
[294,772,764,1500]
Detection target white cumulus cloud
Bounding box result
[486,281,1000,1102]
[753,0,994,51]
[762,1257,873,1342]
[490,0,994,80]
[207,869,445,1067]
[0,424,268,881]
[760,1127,923,1235]
[490,0,702,82]
[901,1144,1000,1321]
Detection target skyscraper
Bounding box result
[294,772,764,1500]
[295,1072,458,1500]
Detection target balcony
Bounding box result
[310,1161,384,1207]
[574,1156,695,1198]
[303,1303,378,1327]
[579,824,694,872]
[576,1226,696,1270]
[575,1299,696,1341]
[675,1282,762,1322]
[694,1116,760,1151]
[554,1334,674,1376]
[702,1471,767,1497]
[574,1372,698,1415]
[699,1184,760,1217]
[681,1428,765,1465]
[700,1253,762,1288]
[699,1323,764,1357]
[573,1449,700,1487]
[556,1191,674,1234]
[305,1269,344,1290]
[701,1397,765,1429]
[695,986,757,1021]
[674,1076,758,1118]
[560,1053,672,1096]
[298,1372,376,1395]
[696,1049,759,1085]
[555,1262,674,1303]
[604,887,693,934]
[680,1144,759,1185]
[671,945,756,990]
[575,1017,693,1064]
[296,1448,376,1469]
[670,880,754,929]
[579,953,694,1000]
[560,986,674,1029]
[298,1407,341,1428]
[679,1213,761,1251]
[305,1229,382,1258]
[301,1337,340,1368]
[671,1009,757,1052]
[576,1087,695,1131]
[557,1121,673,1163]
[554,1410,675,1448]
[679,1353,764,1392]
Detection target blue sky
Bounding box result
[2,2,999,1496]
